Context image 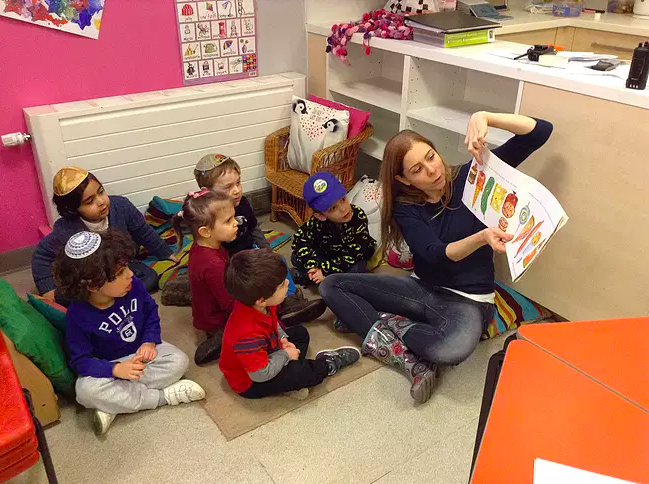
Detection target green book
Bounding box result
[413,28,496,48]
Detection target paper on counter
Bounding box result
[534,459,640,484]
[487,48,527,60]
[556,52,618,62]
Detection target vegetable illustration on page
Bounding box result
[461,150,568,282]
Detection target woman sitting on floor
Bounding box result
[319,112,553,403]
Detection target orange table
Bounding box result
[471,340,649,484]
[519,318,649,412]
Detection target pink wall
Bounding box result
[0,1,184,253]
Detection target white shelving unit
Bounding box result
[407,105,512,146]
[329,78,402,114]
[327,45,404,158]
[325,41,524,162]
[361,114,397,160]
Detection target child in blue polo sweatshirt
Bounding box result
[54,229,204,435]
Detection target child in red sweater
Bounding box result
[220,248,360,399]
[172,189,239,365]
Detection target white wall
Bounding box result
[258,0,308,74]
[306,0,387,23]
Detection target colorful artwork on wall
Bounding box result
[175,0,258,85]
[0,0,105,39]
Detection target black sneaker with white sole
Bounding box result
[315,346,361,376]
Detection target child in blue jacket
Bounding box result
[32,166,174,305]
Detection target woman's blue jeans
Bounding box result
[319,273,493,365]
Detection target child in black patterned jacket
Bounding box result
[291,172,375,286]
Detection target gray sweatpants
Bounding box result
[76,342,189,415]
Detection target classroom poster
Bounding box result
[0,0,105,39]
[175,0,258,85]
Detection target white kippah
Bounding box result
[65,232,101,259]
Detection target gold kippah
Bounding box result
[53,166,89,196]
[195,154,231,173]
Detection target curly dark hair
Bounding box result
[52,172,101,219]
[53,230,135,302]
[225,248,288,307]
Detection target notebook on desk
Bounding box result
[404,10,501,33]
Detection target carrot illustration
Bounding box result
[472,171,486,207]
[515,220,543,257]
[522,239,547,268]
[520,232,542,258]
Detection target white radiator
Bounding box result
[25,72,305,225]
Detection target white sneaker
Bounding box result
[93,410,116,435]
[163,379,206,406]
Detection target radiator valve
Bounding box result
[1,132,31,147]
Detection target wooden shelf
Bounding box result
[329,78,402,114]
[361,119,397,160]
[407,103,513,146]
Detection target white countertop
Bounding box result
[497,9,649,36]
[308,10,649,37]
[308,12,649,110]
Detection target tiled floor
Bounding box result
[5,215,510,484]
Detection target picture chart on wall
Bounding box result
[175,0,259,85]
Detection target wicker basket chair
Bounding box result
[264,123,374,226]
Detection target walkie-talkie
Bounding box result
[626,42,649,90]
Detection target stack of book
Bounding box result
[405,11,501,48]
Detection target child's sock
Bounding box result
[284,388,309,400]
[158,390,167,407]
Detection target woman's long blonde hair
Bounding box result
[379,130,460,256]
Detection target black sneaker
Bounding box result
[315,346,361,375]
[277,295,327,327]
[194,330,224,365]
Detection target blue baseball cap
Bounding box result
[303,172,347,212]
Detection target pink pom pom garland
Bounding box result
[326,9,413,64]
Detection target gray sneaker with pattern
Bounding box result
[315,346,361,375]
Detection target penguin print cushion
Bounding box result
[287,96,350,174]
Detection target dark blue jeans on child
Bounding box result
[239,326,329,399]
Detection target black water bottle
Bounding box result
[626,42,649,90]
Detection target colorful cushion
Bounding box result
[264,230,292,250]
[0,279,75,397]
[483,282,553,339]
[308,95,370,139]
[26,294,67,334]
[287,96,350,174]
